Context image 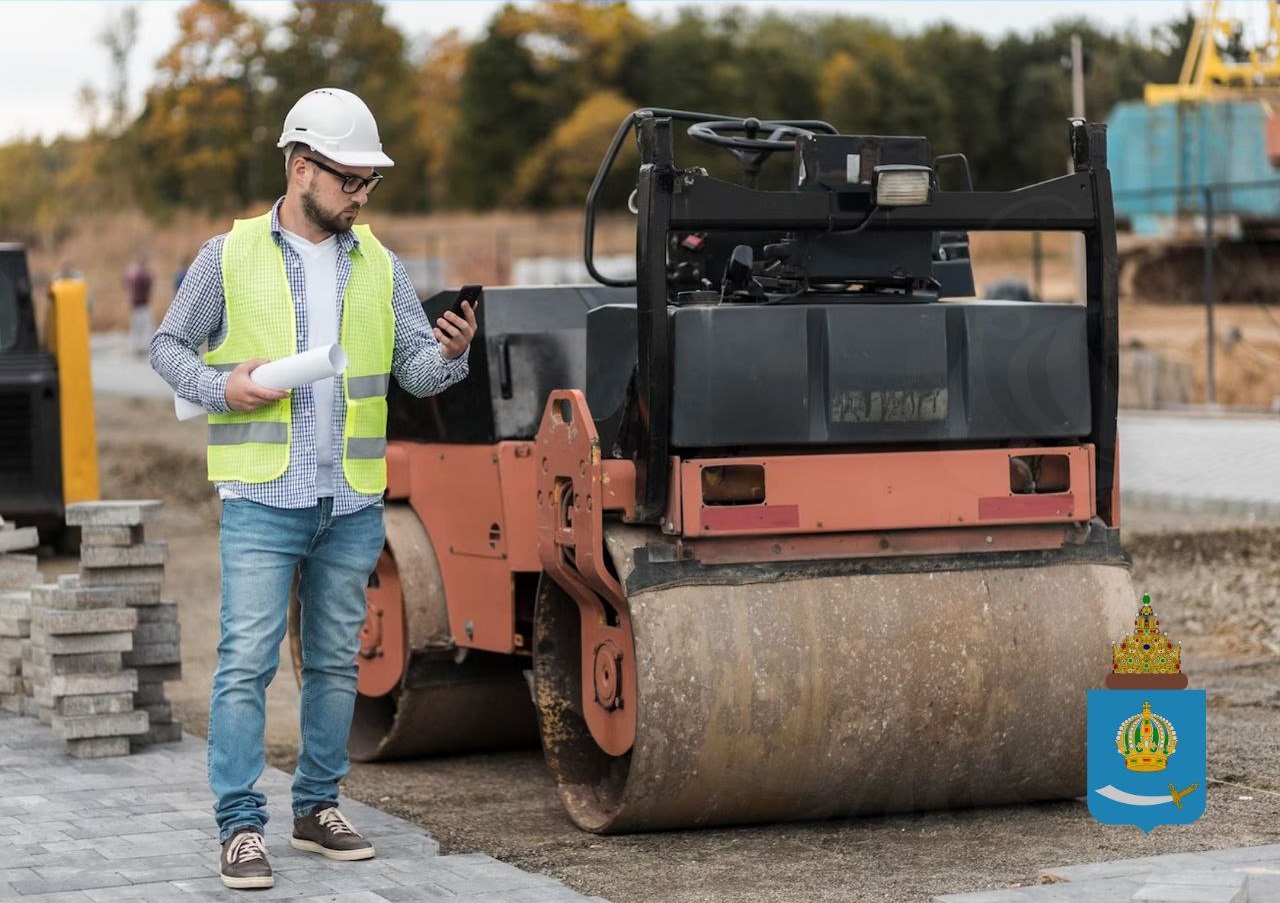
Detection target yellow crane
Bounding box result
[1146,0,1280,103]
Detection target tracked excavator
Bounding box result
[290,109,1135,832]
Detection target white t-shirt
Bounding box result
[279,226,340,497]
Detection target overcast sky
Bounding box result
[0,0,1201,143]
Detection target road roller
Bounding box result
[297,109,1136,832]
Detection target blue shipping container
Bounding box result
[1108,99,1280,234]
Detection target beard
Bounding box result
[301,182,360,236]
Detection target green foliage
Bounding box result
[1,0,1198,225]
[510,90,640,208]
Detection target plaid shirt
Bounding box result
[151,199,468,515]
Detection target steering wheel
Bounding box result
[688,118,818,151]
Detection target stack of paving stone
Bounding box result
[0,515,42,714]
[27,590,144,755]
[65,499,183,749]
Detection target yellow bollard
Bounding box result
[46,276,99,506]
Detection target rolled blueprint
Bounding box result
[174,343,349,421]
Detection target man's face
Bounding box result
[299,155,376,235]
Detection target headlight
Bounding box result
[872,165,933,206]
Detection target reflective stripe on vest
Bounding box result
[205,213,394,492]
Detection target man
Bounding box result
[151,87,478,890]
[124,255,154,355]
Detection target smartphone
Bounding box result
[449,283,483,318]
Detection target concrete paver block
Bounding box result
[0,615,31,637]
[0,595,31,618]
[1131,886,1246,902]
[55,693,136,717]
[131,721,183,746]
[64,500,163,527]
[48,670,137,697]
[79,525,145,547]
[0,527,40,553]
[136,602,178,623]
[28,652,125,676]
[65,736,132,759]
[78,566,164,588]
[53,710,149,740]
[32,607,137,635]
[80,543,168,569]
[134,622,180,645]
[123,643,181,667]
[43,632,133,656]
[48,578,162,607]
[134,663,182,683]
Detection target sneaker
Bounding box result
[220,826,273,889]
[291,803,375,861]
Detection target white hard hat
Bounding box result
[277,87,394,168]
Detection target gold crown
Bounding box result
[1113,594,1182,677]
[1116,701,1178,772]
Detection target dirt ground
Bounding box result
[73,393,1280,903]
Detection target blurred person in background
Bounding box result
[149,87,478,890]
[124,255,153,355]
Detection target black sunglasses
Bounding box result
[303,157,383,195]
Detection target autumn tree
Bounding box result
[136,0,268,212]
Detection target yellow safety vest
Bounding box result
[205,213,394,494]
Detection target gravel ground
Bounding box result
[87,395,1280,903]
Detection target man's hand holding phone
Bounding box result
[436,284,481,360]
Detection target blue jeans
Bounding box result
[209,498,385,842]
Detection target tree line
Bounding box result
[0,0,1193,245]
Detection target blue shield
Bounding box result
[1087,689,1206,833]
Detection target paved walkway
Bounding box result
[0,712,606,902]
[935,845,1280,901]
[1119,410,1280,521]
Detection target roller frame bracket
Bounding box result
[535,390,637,756]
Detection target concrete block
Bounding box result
[0,673,18,694]
[80,543,168,569]
[37,704,52,724]
[65,736,131,758]
[131,720,182,747]
[140,701,172,723]
[30,652,124,676]
[55,692,136,717]
[0,528,39,553]
[133,681,168,706]
[45,578,162,607]
[133,622,179,645]
[21,695,39,717]
[0,692,21,713]
[48,670,137,697]
[0,615,30,637]
[52,709,148,739]
[64,500,163,527]
[123,643,181,667]
[31,607,137,635]
[0,595,31,618]
[1131,885,1246,902]
[0,554,39,591]
[79,525,145,547]
[0,655,19,675]
[78,566,164,588]
[135,602,178,623]
[135,662,182,683]
[42,632,132,656]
